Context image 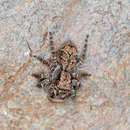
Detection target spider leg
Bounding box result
[32,72,46,88]
[78,35,89,65]
[47,95,66,103]
[49,32,57,63]
[51,65,61,82]
[32,72,45,80]
[71,71,91,88]
[78,72,91,79]
[32,72,50,89]
[81,35,89,62]
[33,55,51,68]
[36,82,44,88]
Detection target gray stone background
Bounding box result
[0,0,129,129]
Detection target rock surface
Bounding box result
[0,0,129,129]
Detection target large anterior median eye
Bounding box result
[70,45,73,48]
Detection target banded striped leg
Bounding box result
[32,72,45,80]
[49,32,56,63]
[33,55,50,68]
[78,72,91,78]
[79,35,89,65]
[71,71,91,80]
[32,72,46,88]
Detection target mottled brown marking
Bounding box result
[33,32,91,103]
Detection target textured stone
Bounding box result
[0,0,129,129]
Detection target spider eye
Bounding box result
[72,85,76,89]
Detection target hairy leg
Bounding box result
[32,72,45,80]
[80,35,89,62]
[32,72,46,88]
[49,32,57,63]
[77,35,89,66]
[32,72,50,89]
[51,65,61,82]
[47,95,66,103]
[78,72,91,78]
[33,55,51,68]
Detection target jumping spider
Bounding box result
[32,32,91,103]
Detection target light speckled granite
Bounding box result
[0,0,129,129]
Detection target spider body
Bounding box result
[32,32,91,103]
[58,41,77,70]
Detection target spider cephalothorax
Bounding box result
[57,41,77,70]
[32,32,91,103]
